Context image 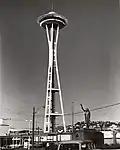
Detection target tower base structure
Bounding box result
[37,11,68,133]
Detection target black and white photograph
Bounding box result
[0,0,120,149]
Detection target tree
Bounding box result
[108,124,120,145]
[99,121,104,131]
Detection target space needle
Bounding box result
[37,11,68,133]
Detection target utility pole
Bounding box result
[36,119,37,130]
[32,106,44,150]
[32,107,35,150]
[37,126,40,144]
[72,102,74,134]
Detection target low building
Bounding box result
[101,130,120,145]
[0,136,12,148]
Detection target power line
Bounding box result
[65,102,120,116]
[28,102,120,117]
[4,102,120,121]
[90,102,120,112]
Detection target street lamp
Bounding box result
[25,119,32,150]
[25,119,32,131]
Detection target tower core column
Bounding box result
[37,11,68,133]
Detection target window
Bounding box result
[59,143,79,150]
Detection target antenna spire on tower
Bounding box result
[51,3,54,11]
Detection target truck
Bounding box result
[46,140,96,150]
[57,140,96,150]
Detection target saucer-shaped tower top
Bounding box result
[37,11,68,29]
